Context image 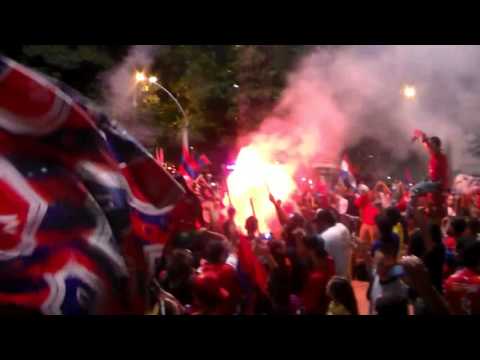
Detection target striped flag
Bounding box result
[177,129,210,179]
[340,155,357,189]
[0,56,187,314]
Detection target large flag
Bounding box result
[0,56,186,314]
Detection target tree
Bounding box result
[231,45,309,134]
[1,45,311,166]
[19,45,128,98]
[135,45,309,164]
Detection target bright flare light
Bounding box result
[148,76,158,84]
[225,145,296,234]
[135,71,146,82]
[403,85,416,99]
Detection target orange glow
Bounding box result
[225,145,296,234]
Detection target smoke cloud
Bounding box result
[244,45,480,179]
[101,45,166,144]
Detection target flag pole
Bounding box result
[250,198,256,218]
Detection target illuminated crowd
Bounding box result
[149,131,480,315]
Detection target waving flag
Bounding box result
[0,56,186,314]
[177,129,199,179]
[177,129,211,180]
[339,155,357,189]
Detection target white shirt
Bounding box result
[320,222,352,278]
[226,253,238,269]
[335,194,349,215]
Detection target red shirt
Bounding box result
[444,236,457,253]
[444,268,480,315]
[355,193,379,226]
[199,263,241,314]
[429,151,448,189]
[301,257,335,314]
[396,194,408,212]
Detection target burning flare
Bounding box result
[225,145,296,234]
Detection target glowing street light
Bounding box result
[403,85,416,99]
[135,71,146,82]
[135,70,188,126]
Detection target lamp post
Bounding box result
[135,71,188,127]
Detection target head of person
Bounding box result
[302,235,328,263]
[327,276,359,315]
[449,217,467,238]
[204,239,229,265]
[429,136,442,153]
[193,272,229,313]
[287,213,306,231]
[314,209,336,234]
[375,213,394,238]
[227,207,236,220]
[269,239,287,257]
[385,207,402,226]
[245,216,258,237]
[358,184,370,195]
[165,248,195,281]
[462,240,480,273]
[374,241,399,281]
[375,295,409,316]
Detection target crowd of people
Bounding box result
[147,130,480,315]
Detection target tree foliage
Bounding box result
[1,45,309,161]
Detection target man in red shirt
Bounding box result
[355,185,380,246]
[299,235,335,314]
[410,130,449,216]
[199,238,241,314]
[444,240,480,315]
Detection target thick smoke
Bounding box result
[245,45,480,178]
[101,45,166,144]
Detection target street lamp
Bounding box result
[135,71,146,83]
[136,71,188,123]
[403,84,416,100]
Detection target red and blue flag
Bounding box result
[177,129,211,179]
[0,56,186,314]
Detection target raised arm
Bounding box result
[269,193,289,226]
[413,129,434,154]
